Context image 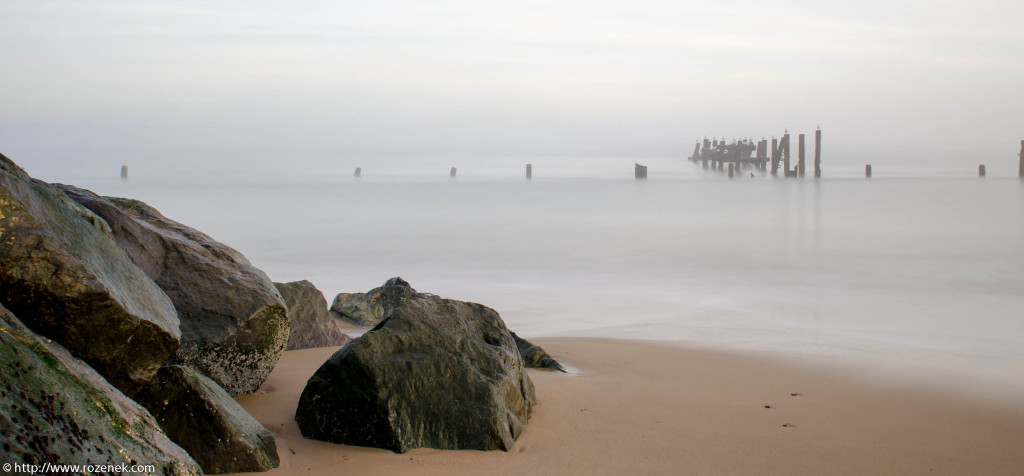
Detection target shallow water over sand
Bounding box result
[30,155,1024,394]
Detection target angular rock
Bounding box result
[275,280,352,350]
[511,332,566,372]
[329,277,417,327]
[296,293,536,453]
[135,365,280,474]
[0,304,201,475]
[0,154,180,396]
[58,185,289,396]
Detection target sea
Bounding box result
[22,154,1024,401]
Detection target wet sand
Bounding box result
[232,337,1024,476]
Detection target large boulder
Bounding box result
[511,332,566,372]
[275,280,352,350]
[296,293,536,453]
[58,185,289,396]
[0,154,180,396]
[329,277,417,327]
[135,365,280,474]
[0,304,201,475]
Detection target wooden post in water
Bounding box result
[728,163,734,178]
[692,143,701,160]
[526,163,532,180]
[718,161,724,171]
[450,167,457,178]
[761,139,769,172]
[797,134,806,177]
[814,129,822,178]
[979,165,986,177]
[782,133,791,177]
[354,167,362,177]
[120,165,128,179]
[635,163,648,179]
[865,165,872,178]
[771,138,779,175]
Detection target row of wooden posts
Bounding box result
[116,140,1024,180]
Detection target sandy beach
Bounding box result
[231,338,1024,476]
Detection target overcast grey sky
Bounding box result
[2,0,1023,166]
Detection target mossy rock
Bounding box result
[0,304,201,475]
[135,366,279,474]
[296,293,536,453]
[275,280,352,350]
[57,184,289,396]
[329,277,417,328]
[0,153,180,396]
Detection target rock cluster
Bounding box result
[0,157,180,396]
[1,151,565,470]
[58,185,289,397]
[0,153,281,474]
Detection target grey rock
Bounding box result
[296,293,536,453]
[329,277,417,327]
[275,280,352,350]
[0,304,201,475]
[0,153,180,396]
[511,332,566,372]
[135,365,280,474]
[58,185,289,396]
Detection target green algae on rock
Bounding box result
[0,153,180,396]
[135,365,280,474]
[296,293,536,453]
[57,184,289,397]
[0,304,201,475]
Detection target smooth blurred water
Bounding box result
[29,155,1024,396]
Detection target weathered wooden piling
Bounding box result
[526,163,532,179]
[692,143,701,160]
[782,133,791,177]
[120,165,128,179]
[771,138,779,175]
[728,163,734,178]
[865,165,872,178]
[814,129,822,178]
[634,163,648,179]
[718,161,724,171]
[979,164,986,177]
[354,167,362,177]
[797,134,806,177]
[450,167,457,178]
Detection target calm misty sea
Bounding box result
[31,155,1024,397]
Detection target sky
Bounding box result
[2,0,1023,169]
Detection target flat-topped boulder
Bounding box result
[276,280,352,350]
[135,365,280,474]
[58,185,289,396]
[0,154,180,396]
[0,304,201,475]
[296,292,536,453]
[329,277,417,328]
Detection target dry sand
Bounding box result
[232,338,1024,475]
